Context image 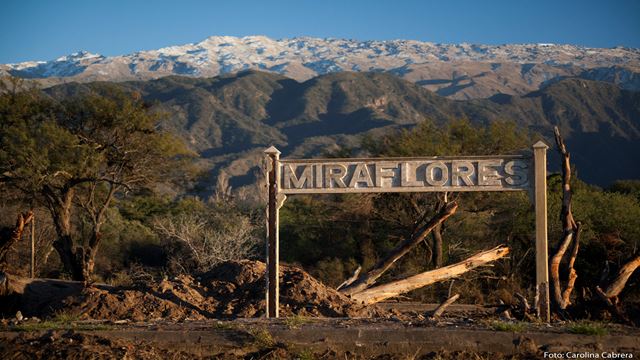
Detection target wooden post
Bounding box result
[264,146,281,318]
[533,141,550,322]
[30,214,35,278]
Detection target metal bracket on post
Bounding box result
[533,141,550,322]
[264,146,281,318]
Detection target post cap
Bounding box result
[264,146,281,155]
[532,141,549,150]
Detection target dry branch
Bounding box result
[349,246,509,305]
[0,211,34,267]
[604,256,640,298]
[340,201,458,296]
[336,265,362,291]
[550,126,581,310]
[432,293,460,318]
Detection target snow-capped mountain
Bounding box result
[3,35,640,99]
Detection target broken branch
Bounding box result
[340,201,458,295]
[432,293,460,318]
[604,256,640,298]
[349,246,509,305]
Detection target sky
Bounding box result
[1,0,639,63]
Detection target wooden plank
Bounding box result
[533,141,550,322]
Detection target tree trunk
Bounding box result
[80,231,102,282]
[349,246,509,305]
[340,201,458,295]
[0,211,34,267]
[45,187,86,281]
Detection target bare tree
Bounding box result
[550,126,581,310]
[154,212,259,272]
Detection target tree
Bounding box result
[362,118,533,268]
[0,79,190,281]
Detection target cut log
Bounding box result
[349,246,509,305]
[432,293,459,318]
[604,256,640,298]
[340,201,458,295]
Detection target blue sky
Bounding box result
[1,0,639,63]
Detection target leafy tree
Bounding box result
[362,118,534,268]
[0,79,190,280]
[281,118,537,295]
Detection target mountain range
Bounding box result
[4,35,640,100]
[42,71,640,198]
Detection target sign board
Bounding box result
[280,156,530,194]
[264,143,550,321]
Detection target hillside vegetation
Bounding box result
[42,71,640,196]
[0,72,639,318]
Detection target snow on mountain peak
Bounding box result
[56,51,103,62]
[3,35,639,97]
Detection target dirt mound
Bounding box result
[62,285,206,322]
[201,260,383,318]
[3,260,385,321]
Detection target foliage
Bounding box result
[0,78,192,280]
[567,321,609,336]
[609,179,640,201]
[281,117,640,304]
[281,118,537,299]
[362,118,534,157]
[153,198,262,273]
[249,328,276,349]
[284,314,311,329]
[488,320,527,332]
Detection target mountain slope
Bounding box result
[5,35,640,100]
[44,71,640,196]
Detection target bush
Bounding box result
[154,198,261,273]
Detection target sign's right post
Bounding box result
[533,141,550,322]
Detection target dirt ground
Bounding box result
[1,260,639,359]
[0,329,539,360]
[1,260,386,322]
[1,317,638,359]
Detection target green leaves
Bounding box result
[364,118,533,158]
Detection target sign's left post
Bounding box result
[264,146,282,318]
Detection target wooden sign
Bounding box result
[280,156,530,194]
[264,142,549,321]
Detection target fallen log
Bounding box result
[349,246,509,305]
[340,201,458,296]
